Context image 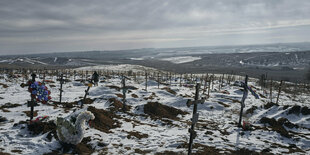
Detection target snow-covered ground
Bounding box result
[0,66,309,154]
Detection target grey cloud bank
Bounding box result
[0,0,310,55]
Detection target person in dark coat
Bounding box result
[91,71,99,86]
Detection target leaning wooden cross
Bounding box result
[81,81,93,108]
[186,83,205,155]
[238,75,259,127]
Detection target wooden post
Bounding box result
[169,72,172,85]
[122,76,127,111]
[145,72,148,91]
[59,74,64,104]
[238,75,248,127]
[82,82,92,108]
[187,83,205,155]
[270,79,273,103]
[157,72,160,89]
[207,78,211,98]
[180,74,182,87]
[276,80,283,105]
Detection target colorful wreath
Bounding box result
[28,81,52,104]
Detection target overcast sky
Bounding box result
[0,0,310,55]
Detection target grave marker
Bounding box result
[238,75,259,127]
[186,83,205,155]
[59,74,64,104]
[28,73,38,120]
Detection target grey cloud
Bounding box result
[0,0,310,54]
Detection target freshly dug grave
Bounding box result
[87,106,121,133]
[264,102,278,109]
[143,102,189,120]
[27,120,57,135]
[260,117,292,138]
[108,98,131,112]
[288,105,310,115]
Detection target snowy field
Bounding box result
[0,65,309,155]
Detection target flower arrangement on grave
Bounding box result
[28,81,52,104]
[56,110,95,145]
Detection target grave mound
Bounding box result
[143,102,188,120]
[264,102,278,109]
[87,106,121,133]
[260,117,290,138]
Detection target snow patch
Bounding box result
[161,56,201,64]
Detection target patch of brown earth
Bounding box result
[0,83,8,88]
[246,106,257,115]
[115,93,123,98]
[53,98,95,109]
[44,80,55,83]
[126,131,149,139]
[143,102,189,120]
[27,120,57,135]
[288,105,301,115]
[108,98,131,112]
[144,92,158,100]
[264,102,278,109]
[301,106,310,115]
[107,85,121,91]
[23,110,38,117]
[87,106,121,133]
[217,101,230,107]
[161,87,177,95]
[134,148,152,154]
[0,103,22,109]
[131,94,138,98]
[260,117,291,138]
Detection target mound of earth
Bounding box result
[87,106,121,133]
[260,117,291,138]
[288,105,310,115]
[143,102,189,120]
[27,121,57,136]
[264,102,278,109]
[108,98,131,112]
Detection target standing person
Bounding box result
[91,71,99,86]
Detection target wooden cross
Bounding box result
[238,75,259,127]
[145,72,148,91]
[28,73,37,120]
[121,75,129,111]
[276,80,283,105]
[187,83,205,155]
[59,74,64,104]
[157,72,160,89]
